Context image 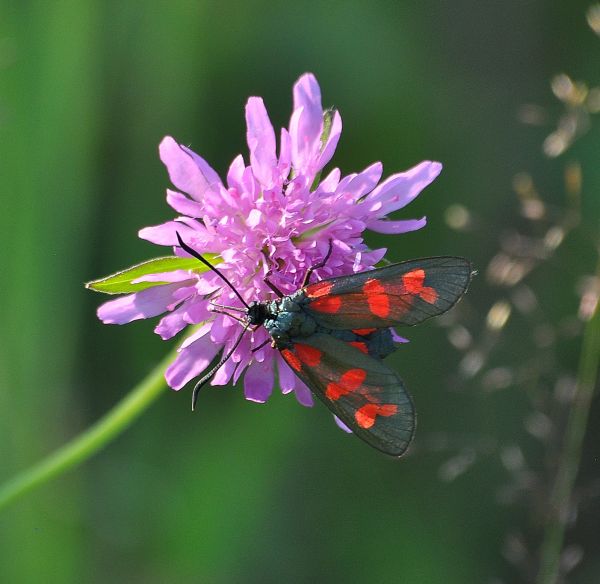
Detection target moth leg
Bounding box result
[251,338,271,353]
[209,307,248,325]
[301,239,334,288]
[209,301,246,313]
[264,269,284,298]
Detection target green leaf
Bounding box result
[85,255,219,294]
[309,107,337,192]
[320,107,335,149]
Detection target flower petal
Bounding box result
[138,220,198,247]
[185,298,213,324]
[366,217,427,234]
[334,415,353,433]
[344,162,383,200]
[245,97,277,188]
[154,305,190,340]
[365,161,442,214]
[166,189,204,217]
[278,127,291,178]
[294,380,314,407]
[211,355,238,386]
[318,168,341,193]
[290,73,323,174]
[97,282,192,325]
[159,137,220,201]
[276,354,296,394]
[244,358,274,403]
[353,247,387,271]
[166,335,221,390]
[180,145,223,188]
[391,328,410,344]
[247,208,262,228]
[179,322,212,349]
[210,314,238,343]
[132,271,196,284]
[226,154,245,191]
[139,219,221,251]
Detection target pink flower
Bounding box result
[97,73,442,406]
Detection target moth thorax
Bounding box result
[265,307,317,341]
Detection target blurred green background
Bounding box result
[1,1,599,583]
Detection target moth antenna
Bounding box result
[191,324,250,411]
[176,231,249,309]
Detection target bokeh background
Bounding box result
[1,1,599,583]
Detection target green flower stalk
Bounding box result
[0,349,173,511]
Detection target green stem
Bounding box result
[0,348,175,512]
[536,258,600,584]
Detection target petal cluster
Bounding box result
[97,73,441,406]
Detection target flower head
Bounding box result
[97,73,442,406]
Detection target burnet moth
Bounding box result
[176,233,473,456]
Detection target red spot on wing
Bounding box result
[352,328,376,336]
[402,269,425,293]
[306,281,334,298]
[281,349,301,372]
[326,368,367,400]
[419,286,438,304]
[402,269,438,304]
[294,343,322,366]
[310,295,343,314]
[355,403,398,429]
[349,341,368,354]
[363,279,390,318]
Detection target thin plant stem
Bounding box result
[0,348,176,512]
[536,257,600,584]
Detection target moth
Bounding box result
[176,233,473,456]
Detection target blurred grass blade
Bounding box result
[537,257,600,584]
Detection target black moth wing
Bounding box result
[280,333,415,456]
[303,256,473,330]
